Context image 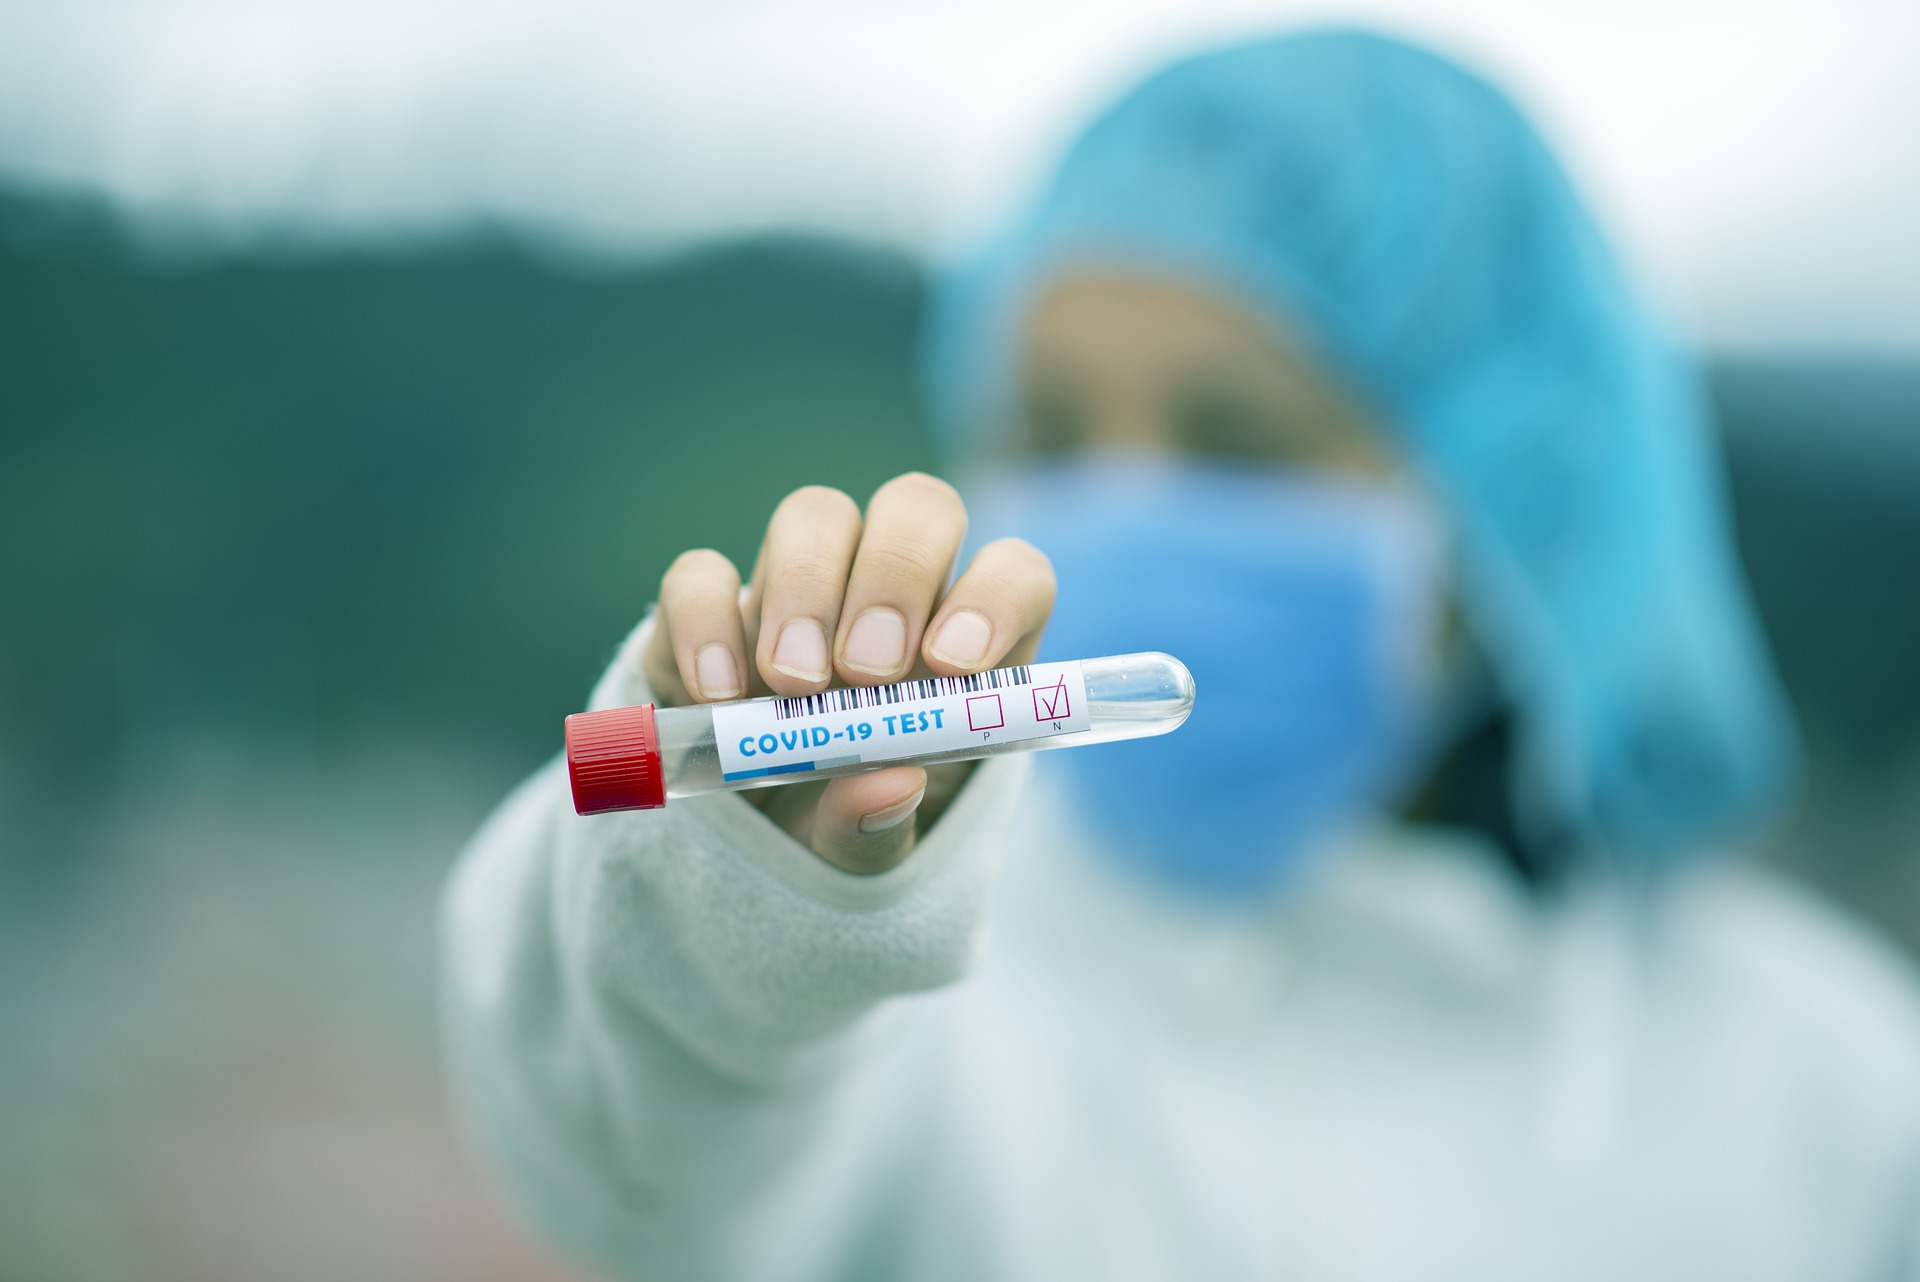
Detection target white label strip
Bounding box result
[711,660,1090,782]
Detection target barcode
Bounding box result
[773,666,1034,720]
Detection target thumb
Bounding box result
[807,767,927,874]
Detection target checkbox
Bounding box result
[967,693,1005,731]
[1032,678,1071,721]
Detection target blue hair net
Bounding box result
[922,28,1799,866]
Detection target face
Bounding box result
[1010,271,1468,723]
[1013,273,1398,478]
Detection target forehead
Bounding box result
[1010,270,1398,476]
[1018,273,1294,372]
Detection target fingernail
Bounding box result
[927,610,992,668]
[694,644,742,700]
[858,787,926,834]
[842,609,907,676]
[770,619,830,682]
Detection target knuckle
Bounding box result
[982,538,1057,589]
[872,471,963,518]
[776,484,861,528]
[857,538,948,591]
[768,549,852,596]
[662,547,738,598]
[962,572,1025,611]
[666,546,735,579]
[980,534,1045,563]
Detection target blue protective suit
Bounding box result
[923,29,1799,866]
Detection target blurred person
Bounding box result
[441,29,1920,1280]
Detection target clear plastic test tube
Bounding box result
[566,651,1194,815]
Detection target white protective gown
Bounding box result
[441,619,1920,1281]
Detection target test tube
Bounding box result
[566,651,1194,814]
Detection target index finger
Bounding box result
[752,485,864,696]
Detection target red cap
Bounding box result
[565,703,665,814]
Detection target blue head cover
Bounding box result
[922,28,1799,866]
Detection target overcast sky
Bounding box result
[1,0,1916,352]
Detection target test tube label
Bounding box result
[711,660,1092,782]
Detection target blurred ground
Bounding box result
[1,183,1915,1280]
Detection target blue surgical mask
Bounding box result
[968,458,1445,899]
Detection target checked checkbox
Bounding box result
[1032,677,1071,722]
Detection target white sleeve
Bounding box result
[438,616,1027,1281]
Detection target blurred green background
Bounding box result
[1,184,942,1281]
[2,182,1917,1280]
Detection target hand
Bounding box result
[641,473,1055,874]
